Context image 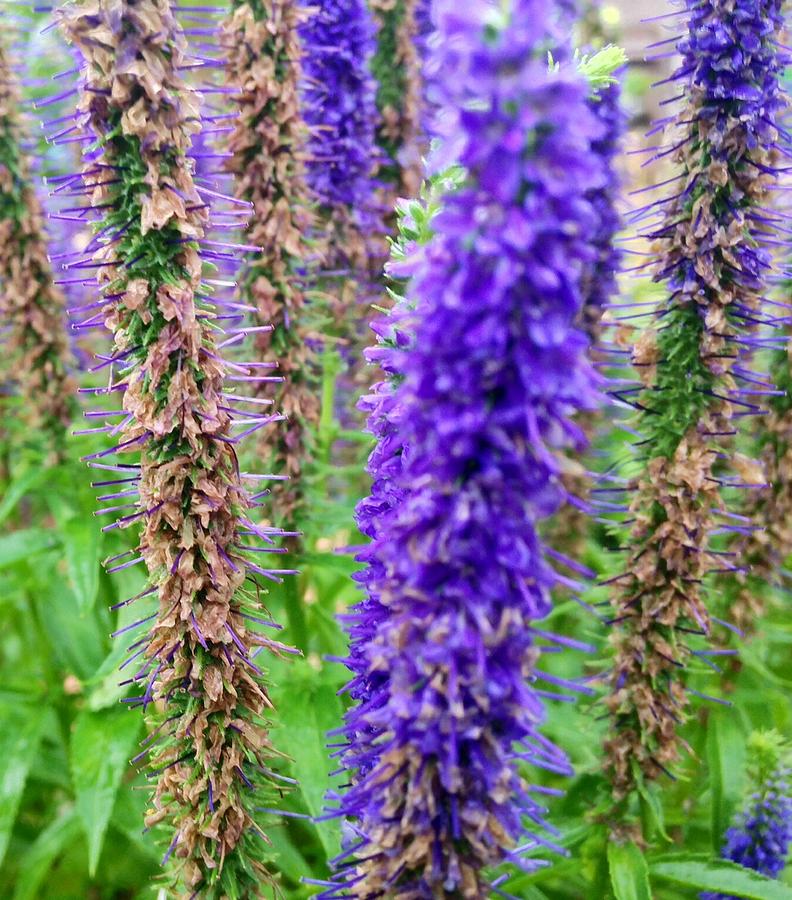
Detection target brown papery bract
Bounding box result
[59,2,292,893]
[0,40,76,448]
[223,1,320,528]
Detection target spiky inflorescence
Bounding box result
[338,165,464,787]
[298,0,384,377]
[545,59,625,560]
[724,340,792,634]
[369,0,426,200]
[322,1,608,895]
[299,0,380,272]
[0,37,75,446]
[224,0,318,526]
[603,0,788,809]
[57,2,294,895]
[703,732,792,898]
[581,74,625,341]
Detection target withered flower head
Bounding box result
[603,0,788,814]
[0,36,76,448]
[223,0,319,528]
[56,1,296,895]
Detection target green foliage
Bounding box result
[0,701,48,867]
[70,707,142,875]
[607,842,652,900]
[650,854,792,899]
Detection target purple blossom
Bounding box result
[581,75,624,338]
[299,0,379,224]
[703,733,792,898]
[323,0,610,894]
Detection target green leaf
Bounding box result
[11,807,82,900]
[0,468,47,527]
[48,473,105,614]
[608,842,652,900]
[707,709,746,852]
[274,665,344,860]
[651,854,792,899]
[70,706,141,875]
[0,529,57,570]
[36,580,109,680]
[637,781,671,843]
[60,515,102,614]
[0,702,49,866]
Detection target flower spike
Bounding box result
[603,0,789,818]
[55,1,294,894]
[322,1,612,894]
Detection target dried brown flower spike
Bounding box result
[56,1,296,894]
[0,37,76,450]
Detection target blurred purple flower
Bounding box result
[299,0,379,224]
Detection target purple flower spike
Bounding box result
[299,0,379,231]
[323,1,610,895]
[581,75,625,340]
[703,732,792,898]
[603,0,789,820]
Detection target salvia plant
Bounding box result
[2,0,792,899]
[55,1,296,894]
[223,0,319,526]
[319,3,620,895]
[602,0,789,828]
[703,730,792,897]
[299,0,381,277]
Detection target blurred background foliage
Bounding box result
[0,1,791,899]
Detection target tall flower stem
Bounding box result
[57,2,294,895]
[224,0,319,528]
[0,36,75,451]
[323,1,610,894]
[602,0,788,825]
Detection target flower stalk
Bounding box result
[57,2,294,894]
[703,731,792,897]
[602,0,788,816]
[323,1,610,894]
[369,0,427,200]
[224,0,319,527]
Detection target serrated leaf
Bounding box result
[0,702,49,866]
[71,706,141,875]
[12,807,81,900]
[651,854,792,899]
[707,709,746,852]
[608,842,652,900]
[0,529,57,569]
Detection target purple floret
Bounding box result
[323,0,614,895]
[299,0,379,225]
[581,76,624,337]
